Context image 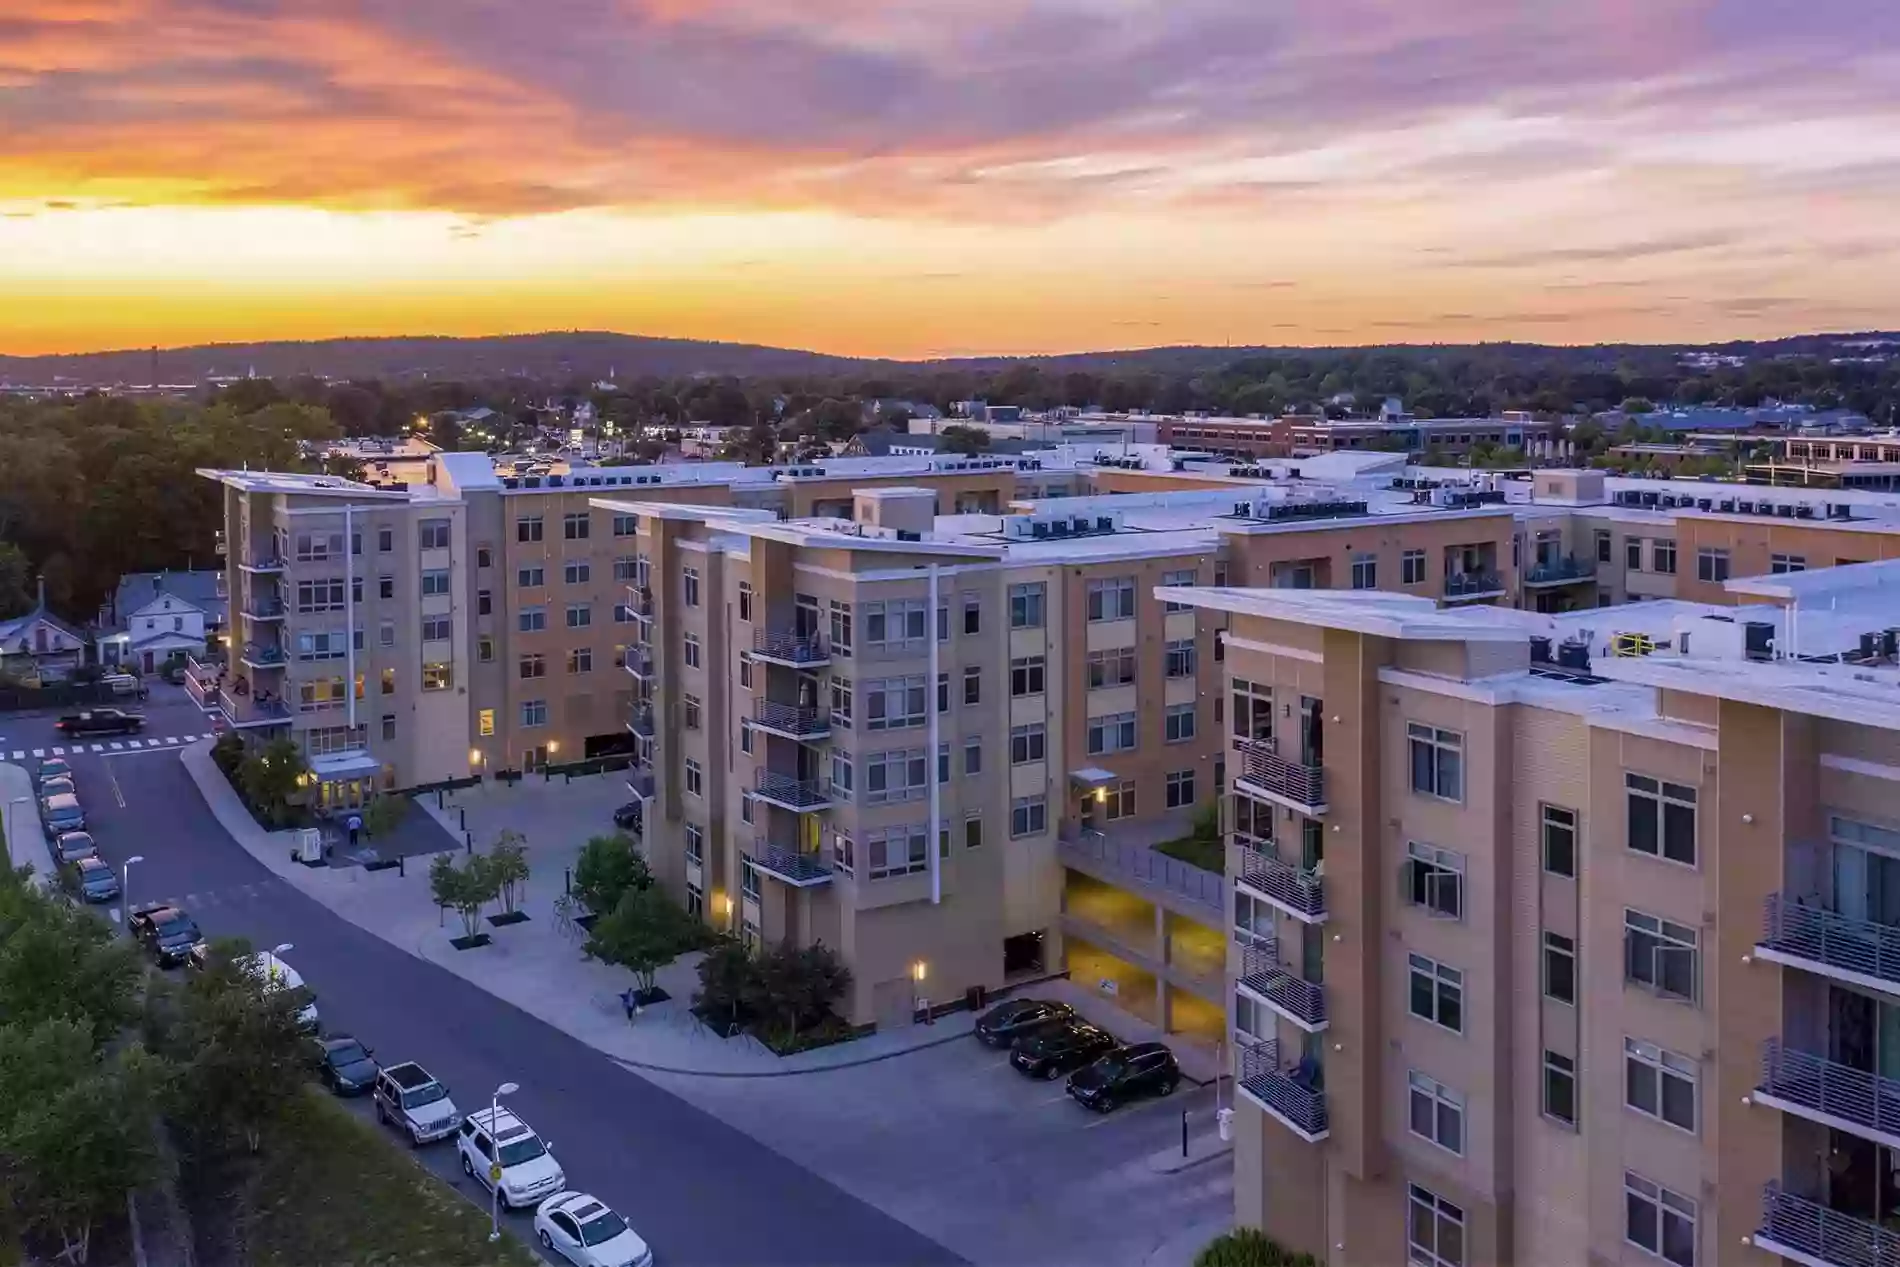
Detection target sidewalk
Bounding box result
[0,760,59,886]
[180,743,975,1075]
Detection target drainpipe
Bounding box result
[927,562,941,905]
[344,503,357,733]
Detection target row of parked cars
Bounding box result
[973,998,1184,1112]
[33,758,127,904]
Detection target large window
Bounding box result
[567,647,592,674]
[864,748,929,805]
[1408,724,1463,801]
[1543,932,1576,1004]
[1165,703,1197,743]
[682,567,700,607]
[1408,953,1463,1033]
[1401,549,1427,585]
[563,511,590,540]
[612,514,637,537]
[1407,1072,1465,1156]
[1653,540,1677,575]
[1351,553,1377,589]
[1087,647,1137,689]
[1011,795,1047,838]
[829,676,853,728]
[1625,909,1698,1003]
[682,633,700,669]
[1087,712,1137,755]
[1009,583,1045,629]
[517,566,545,589]
[419,519,450,550]
[1625,1038,1697,1132]
[1771,553,1807,575]
[866,676,928,731]
[564,560,591,585]
[1164,639,1197,679]
[566,603,592,629]
[862,598,928,651]
[1542,804,1577,877]
[830,600,853,655]
[1407,1184,1465,1267]
[1544,1051,1577,1126]
[1010,724,1046,765]
[1695,547,1729,583]
[866,825,930,880]
[1627,774,1696,866]
[422,662,452,691]
[419,616,450,642]
[1161,570,1197,610]
[516,515,543,544]
[1625,1173,1696,1267]
[684,759,702,797]
[1010,656,1046,697]
[1403,842,1464,920]
[296,579,346,613]
[1103,781,1136,821]
[521,699,548,727]
[1086,577,1136,622]
[1166,770,1196,809]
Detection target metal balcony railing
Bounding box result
[1233,738,1327,813]
[630,586,654,618]
[628,704,656,737]
[1056,829,1225,913]
[748,842,835,887]
[1524,556,1596,586]
[240,553,286,572]
[1758,1039,1900,1144]
[624,647,654,679]
[242,598,286,619]
[1237,843,1327,922]
[1239,942,1328,1029]
[1236,1036,1328,1141]
[1760,893,1900,991]
[217,691,291,727]
[754,770,833,811]
[1443,570,1505,598]
[625,768,656,800]
[753,627,829,667]
[239,643,286,666]
[1756,1183,1900,1267]
[753,699,829,740]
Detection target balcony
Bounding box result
[239,642,287,669]
[752,700,830,743]
[1238,941,1328,1032]
[1523,557,1597,589]
[753,627,829,669]
[625,767,656,801]
[624,647,655,681]
[747,842,835,888]
[1753,1184,1900,1267]
[1442,570,1506,602]
[238,553,286,574]
[1233,738,1327,816]
[628,585,653,618]
[217,690,292,729]
[1235,1036,1328,1143]
[1757,894,1900,997]
[1756,1039,1900,1151]
[241,598,286,622]
[753,770,834,813]
[627,704,657,739]
[1057,827,1225,916]
[1236,841,1327,924]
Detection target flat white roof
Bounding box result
[1163,586,1530,642]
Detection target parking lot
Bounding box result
[646,1020,1235,1267]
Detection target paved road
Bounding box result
[11,699,962,1267]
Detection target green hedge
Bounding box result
[1193,1228,1319,1267]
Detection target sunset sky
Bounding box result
[3,0,1898,359]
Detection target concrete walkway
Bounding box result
[0,761,58,886]
[179,743,977,1075]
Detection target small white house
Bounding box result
[0,601,87,680]
[98,571,221,673]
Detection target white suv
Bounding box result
[458,1106,565,1210]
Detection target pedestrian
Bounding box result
[346,811,363,849]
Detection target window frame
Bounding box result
[1407,1183,1466,1267]
[1403,841,1464,920]
[1543,1050,1577,1127]
[1626,773,1697,867]
[1625,1037,1698,1134]
[1624,1171,1697,1267]
[1406,1071,1466,1157]
[1543,931,1577,1005]
[1542,804,1577,878]
[1624,909,1699,1004]
[1407,723,1464,802]
[1407,952,1464,1034]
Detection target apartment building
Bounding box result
[1172,562,1900,1267]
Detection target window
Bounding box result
[738,655,754,689]
[962,594,981,635]
[380,575,397,601]
[965,816,983,849]
[566,603,592,629]
[829,676,853,727]
[293,630,349,661]
[1408,953,1463,1033]
[683,694,701,729]
[1542,805,1577,878]
[1161,570,1197,610]
[1403,842,1464,920]
[1771,553,1806,575]
[1165,702,1197,743]
[1653,540,1676,575]
[1625,1172,1696,1267]
[862,598,927,651]
[613,603,632,624]
[1627,774,1696,866]
[379,667,395,695]
[1010,724,1046,765]
[1407,1072,1465,1155]
[519,654,546,679]
[1166,770,1196,809]
[1408,723,1463,800]
[518,566,544,589]
[352,576,365,605]
[937,673,950,714]
[1348,553,1377,589]
[963,665,982,705]
[1625,909,1698,1003]
[378,526,395,553]
[1596,529,1613,563]
[419,519,450,550]
[683,824,704,865]
[1010,656,1046,697]
[421,616,452,642]
[739,722,754,755]
[380,713,396,742]
[1103,781,1136,821]
[567,647,592,674]
[1407,1184,1465,1267]
[828,752,853,798]
[864,748,929,805]
[1544,1051,1577,1126]
[476,546,492,568]
[476,589,491,615]
[564,560,591,585]
[1087,577,1136,621]
[521,699,548,727]
[380,620,396,648]
[1165,639,1197,678]
[1695,547,1729,583]
[1402,549,1427,585]
[866,825,930,880]
[683,633,701,669]
[1009,582,1045,629]
[477,636,494,662]
[519,609,546,633]
[419,569,449,597]
[293,530,343,562]
[517,515,543,543]
[562,511,589,540]
[612,556,636,583]
[296,579,346,613]
[1011,795,1047,838]
[1087,647,1137,689]
[1543,932,1576,1004]
[1087,712,1137,755]
[478,709,494,737]
[738,582,753,622]
[865,675,927,730]
[1625,1039,1697,1133]
[683,567,700,607]
[684,759,703,797]
[829,600,853,655]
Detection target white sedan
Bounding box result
[533,1191,654,1267]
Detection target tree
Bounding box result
[0,541,30,618]
[741,942,852,1050]
[572,834,651,916]
[237,736,306,828]
[1193,1228,1318,1267]
[938,424,990,456]
[692,937,755,1032]
[429,853,499,939]
[583,885,696,997]
[360,793,408,842]
[487,829,530,915]
[0,870,143,1042]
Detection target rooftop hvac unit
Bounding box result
[1698,498,1713,510]
[1776,504,1795,518]
[548,475,564,487]
[1096,516,1114,531]
[1720,500,1736,513]
[1071,516,1090,533]
[524,477,542,488]
[1529,635,1553,664]
[1796,505,1814,519]
[1032,522,1050,538]
[1556,640,1591,671]
[1744,621,1776,661]
[895,529,922,542]
[1234,501,1256,517]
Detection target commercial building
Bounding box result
[1174,562,1900,1267]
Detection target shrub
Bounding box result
[572,834,649,916]
[692,937,755,1031]
[1192,1229,1318,1267]
[210,732,244,778]
[486,830,530,915]
[743,942,852,1051]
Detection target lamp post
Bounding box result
[4,795,28,869]
[487,1081,520,1241]
[120,854,145,926]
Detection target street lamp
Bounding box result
[4,795,28,869]
[120,855,145,925]
[487,1081,520,1241]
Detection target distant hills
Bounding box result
[2,329,1896,387]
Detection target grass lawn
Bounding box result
[1153,833,1225,875]
[243,1091,539,1267]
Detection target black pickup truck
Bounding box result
[55,708,146,737]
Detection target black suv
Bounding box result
[127,904,205,967]
[1067,1042,1182,1112]
[974,998,1074,1048]
[1010,1020,1118,1080]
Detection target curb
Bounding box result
[1146,1140,1234,1175]
[608,1023,975,1079]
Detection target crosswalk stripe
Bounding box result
[90,744,104,753]
[31,748,43,758]
[51,746,64,756]
[165,736,181,745]
[9,750,21,760]
[108,742,123,751]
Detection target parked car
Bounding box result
[612,801,642,831]
[195,949,320,1032]
[39,775,77,801]
[1010,1020,1119,1080]
[459,1106,566,1211]
[313,1035,379,1096]
[534,1191,654,1267]
[55,708,145,737]
[74,856,120,903]
[54,830,98,864]
[36,758,74,790]
[127,904,205,967]
[1066,1042,1182,1112]
[101,673,148,699]
[374,1062,462,1145]
[974,998,1075,1048]
[39,793,85,838]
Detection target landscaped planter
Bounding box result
[486,910,530,927]
[449,933,492,951]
